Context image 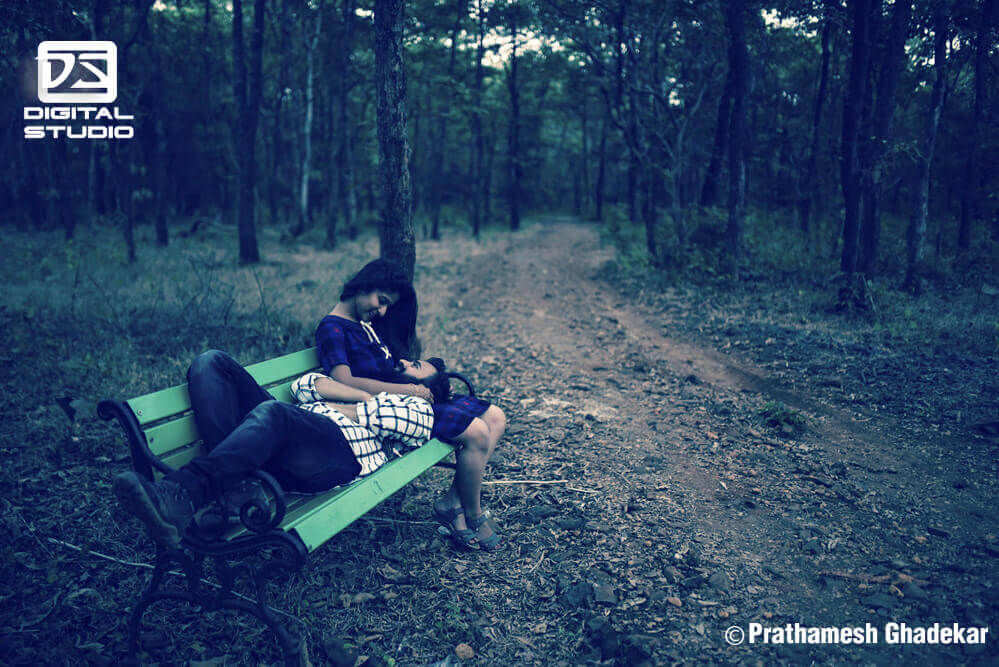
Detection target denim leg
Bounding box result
[186,350,273,451]
[170,386,360,505]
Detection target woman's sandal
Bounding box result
[466,512,506,552]
[433,505,478,549]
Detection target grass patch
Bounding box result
[599,204,999,358]
[758,401,808,436]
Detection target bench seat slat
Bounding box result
[215,441,454,549]
[287,439,454,552]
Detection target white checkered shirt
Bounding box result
[291,372,435,477]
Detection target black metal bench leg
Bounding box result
[254,561,304,665]
[127,547,202,661]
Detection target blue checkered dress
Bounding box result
[315,315,490,443]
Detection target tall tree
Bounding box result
[700,67,733,208]
[903,0,950,294]
[857,0,912,276]
[840,0,872,275]
[291,4,322,238]
[428,1,466,240]
[595,112,607,221]
[724,0,749,275]
[374,0,415,277]
[232,0,266,263]
[267,0,289,223]
[468,0,487,238]
[329,0,358,249]
[798,0,834,234]
[960,0,995,248]
[505,2,523,232]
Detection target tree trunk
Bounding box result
[329,0,357,248]
[700,67,733,208]
[799,0,832,233]
[904,0,949,293]
[269,0,289,224]
[581,94,590,216]
[725,0,749,276]
[626,147,638,222]
[960,0,994,249]
[858,0,911,276]
[468,0,486,238]
[87,0,107,229]
[121,144,136,263]
[483,127,494,222]
[374,0,415,278]
[840,0,872,275]
[233,0,264,263]
[595,113,607,222]
[154,114,169,246]
[292,7,321,238]
[428,1,465,241]
[506,11,522,232]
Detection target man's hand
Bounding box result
[409,384,434,402]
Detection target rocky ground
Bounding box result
[414,219,998,665]
[1,218,996,665]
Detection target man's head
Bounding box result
[392,357,449,402]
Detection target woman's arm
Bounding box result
[312,375,373,402]
[329,364,433,401]
[292,372,373,404]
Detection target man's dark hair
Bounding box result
[388,357,450,403]
[340,259,419,359]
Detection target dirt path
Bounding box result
[411,219,997,664]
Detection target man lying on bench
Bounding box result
[113,349,435,549]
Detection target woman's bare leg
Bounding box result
[434,418,491,532]
[479,405,506,459]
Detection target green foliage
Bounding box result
[601,206,651,275]
[758,401,807,435]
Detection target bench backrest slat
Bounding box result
[129,350,321,474]
[143,379,302,458]
[145,418,201,457]
[161,444,201,471]
[245,348,320,387]
[128,385,192,426]
[128,349,321,427]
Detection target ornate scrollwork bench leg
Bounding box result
[126,532,309,666]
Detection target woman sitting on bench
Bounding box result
[113,349,435,549]
[314,259,508,552]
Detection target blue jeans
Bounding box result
[168,350,361,507]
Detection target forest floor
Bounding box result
[1,217,998,665]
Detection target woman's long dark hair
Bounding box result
[340,259,419,359]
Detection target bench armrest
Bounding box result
[98,399,171,479]
[99,398,290,544]
[189,469,289,542]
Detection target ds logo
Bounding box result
[37,41,117,104]
[24,40,134,139]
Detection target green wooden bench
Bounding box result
[98,347,457,665]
